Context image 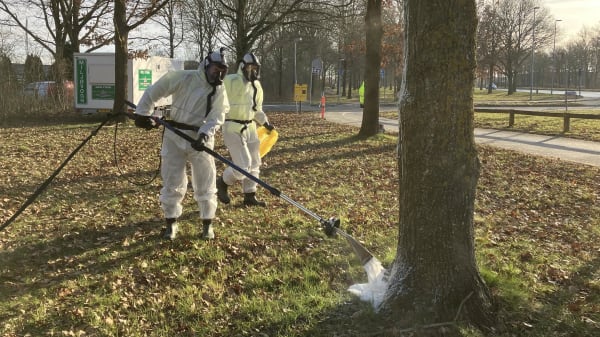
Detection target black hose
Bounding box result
[0,114,117,233]
[112,120,162,186]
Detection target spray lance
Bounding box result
[125,104,390,307]
[127,103,389,301]
[124,101,346,237]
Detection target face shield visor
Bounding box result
[204,48,228,85]
[241,53,260,82]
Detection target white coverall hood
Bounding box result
[136,69,229,138]
[223,66,267,125]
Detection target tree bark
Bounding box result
[111,0,169,120]
[113,0,128,121]
[359,0,383,138]
[378,0,495,332]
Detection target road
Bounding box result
[265,103,600,168]
[515,88,600,99]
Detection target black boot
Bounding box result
[163,218,178,240]
[216,176,230,204]
[201,219,214,240]
[243,192,266,207]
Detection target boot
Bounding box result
[243,192,266,207]
[163,218,178,240]
[201,219,214,240]
[216,176,230,204]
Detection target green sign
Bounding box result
[138,69,152,90]
[91,85,115,100]
[76,58,87,104]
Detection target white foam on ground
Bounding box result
[347,257,389,309]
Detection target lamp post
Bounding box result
[529,6,539,101]
[551,19,562,95]
[294,38,302,112]
[294,40,298,85]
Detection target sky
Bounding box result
[542,0,600,43]
[6,0,600,64]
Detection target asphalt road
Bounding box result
[265,103,600,168]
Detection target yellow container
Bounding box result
[257,126,279,158]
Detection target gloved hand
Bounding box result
[263,122,275,132]
[192,133,209,151]
[134,114,155,130]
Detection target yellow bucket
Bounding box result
[257,126,279,158]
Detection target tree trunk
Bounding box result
[359,0,383,138]
[487,63,495,94]
[113,0,129,122]
[378,0,495,332]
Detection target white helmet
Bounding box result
[202,48,228,85]
[241,53,260,81]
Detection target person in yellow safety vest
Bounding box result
[133,49,230,240]
[217,53,274,207]
[359,81,365,108]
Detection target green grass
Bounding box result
[473,90,560,102]
[474,112,600,141]
[377,90,600,141]
[1,112,599,336]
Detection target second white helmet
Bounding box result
[241,53,260,81]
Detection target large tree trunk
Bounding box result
[378,0,495,332]
[113,0,129,122]
[359,0,383,137]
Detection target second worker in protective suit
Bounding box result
[133,49,230,240]
[217,53,274,207]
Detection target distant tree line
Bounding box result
[1,0,598,101]
[0,0,403,102]
[477,0,600,93]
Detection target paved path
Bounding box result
[316,106,600,168]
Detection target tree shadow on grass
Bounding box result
[0,218,160,301]
[294,253,600,337]
[503,254,600,336]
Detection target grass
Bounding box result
[1,109,599,336]
[377,90,600,142]
[473,90,561,102]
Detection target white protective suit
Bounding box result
[135,69,229,221]
[221,62,270,193]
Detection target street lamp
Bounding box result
[294,38,302,112]
[529,6,539,101]
[551,19,562,95]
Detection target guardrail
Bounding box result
[474,108,600,132]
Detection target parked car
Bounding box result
[24,81,58,98]
[23,81,74,99]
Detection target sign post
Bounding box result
[294,84,308,113]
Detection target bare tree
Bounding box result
[138,0,186,58]
[0,0,113,80]
[381,0,403,94]
[378,0,494,333]
[0,53,17,90]
[112,0,170,116]
[181,0,221,61]
[0,27,17,60]
[477,1,500,93]
[217,0,344,62]
[493,0,554,94]
[566,28,597,90]
[338,2,365,99]
[359,0,382,138]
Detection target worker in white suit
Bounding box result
[217,53,274,207]
[133,49,230,240]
